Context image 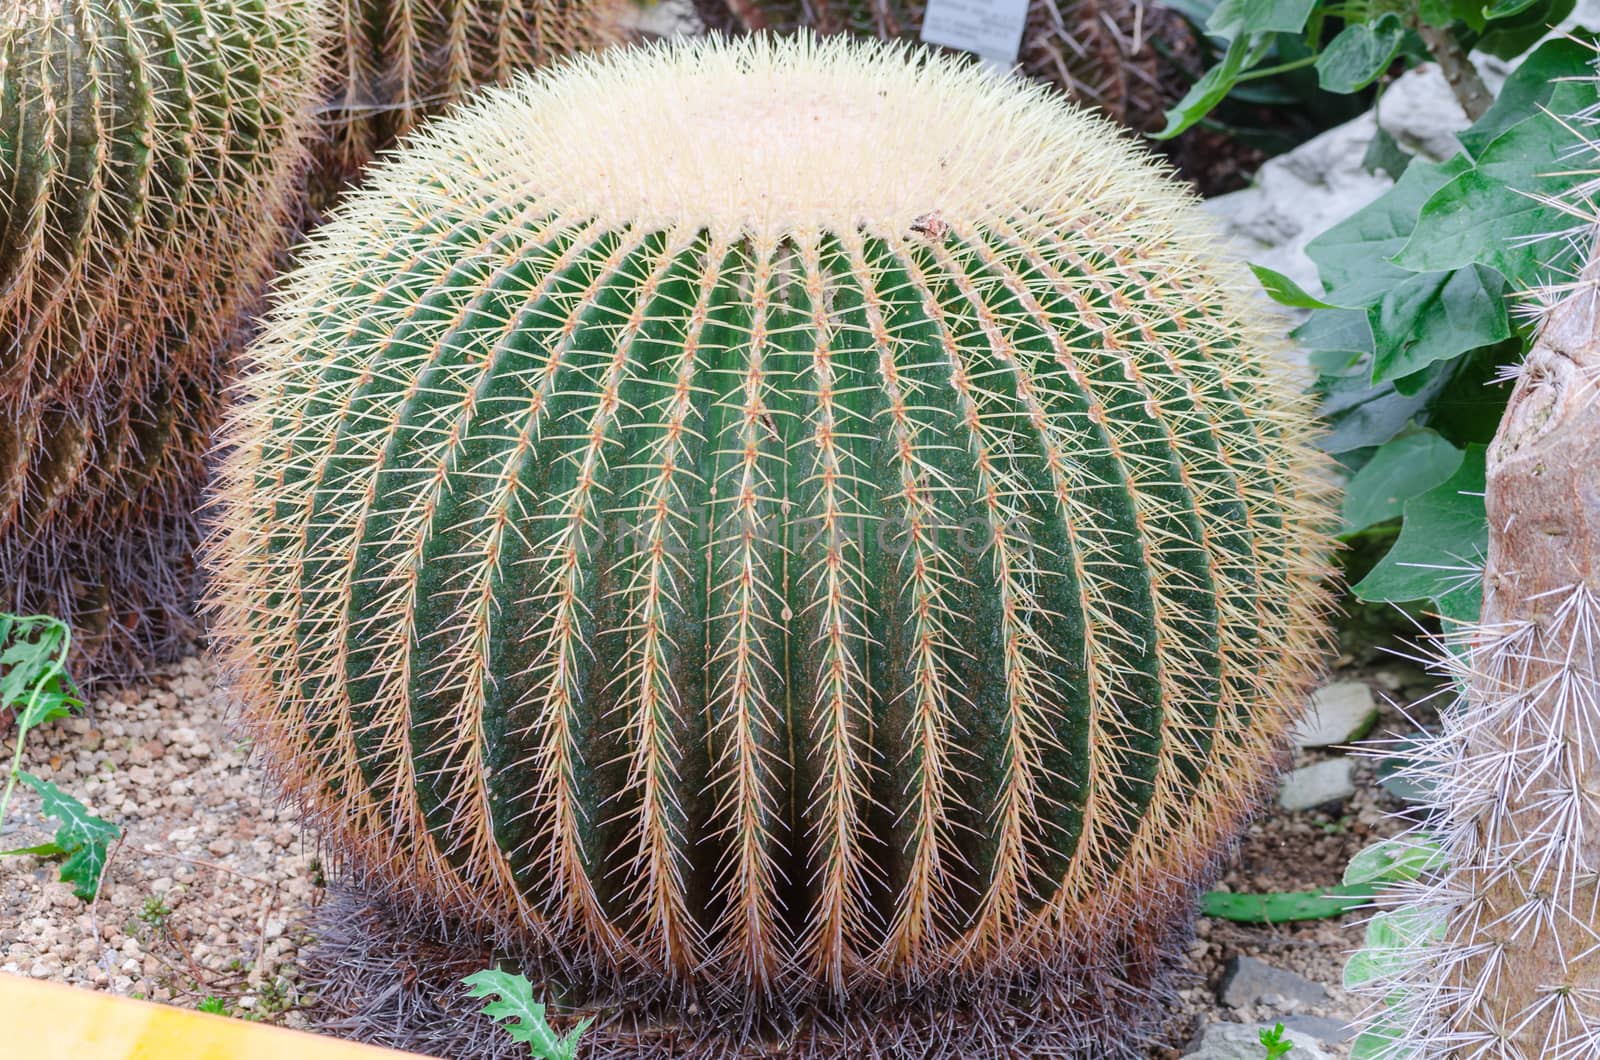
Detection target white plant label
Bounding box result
[919,0,1030,69]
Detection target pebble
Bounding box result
[0,654,318,1028]
[1182,1021,1331,1060]
[1278,759,1356,812]
[1292,681,1379,749]
[1219,955,1329,1009]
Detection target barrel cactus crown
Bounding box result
[209,35,1334,1054]
[1,0,321,678]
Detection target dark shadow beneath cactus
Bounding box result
[0,501,202,691]
[300,876,1203,1059]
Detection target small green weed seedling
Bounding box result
[0,614,119,899]
[139,895,173,930]
[197,996,228,1016]
[465,969,592,1060]
[1260,1022,1295,1059]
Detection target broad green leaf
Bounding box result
[1250,263,1335,308]
[1395,79,1600,284]
[1476,0,1577,59]
[1206,0,1315,39]
[1353,445,1487,622]
[1417,0,1484,26]
[0,842,67,858]
[1306,155,1472,306]
[1297,306,1373,358]
[1317,14,1406,93]
[1341,430,1464,532]
[17,773,120,900]
[1366,905,1444,950]
[1367,264,1510,382]
[1362,125,1412,180]
[1344,836,1446,887]
[1342,947,1389,989]
[1314,352,1455,453]
[1423,338,1524,446]
[465,969,592,1060]
[1351,1020,1417,1059]
[1155,35,1273,139]
[1460,34,1597,156]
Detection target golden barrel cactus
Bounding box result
[318,0,627,187]
[1,0,322,680]
[209,36,1334,1054]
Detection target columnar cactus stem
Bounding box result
[0,0,321,681]
[1352,246,1600,1058]
[207,35,1336,1055]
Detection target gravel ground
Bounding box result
[0,655,321,1027]
[0,649,1436,1055]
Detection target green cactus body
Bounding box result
[318,0,625,188]
[0,0,321,679]
[210,35,1334,1050]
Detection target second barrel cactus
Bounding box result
[209,34,1335,1054]
[1,0,322,679]
[318,0,625,185]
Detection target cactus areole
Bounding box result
[209,35,1334,1046]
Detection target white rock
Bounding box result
[1203,113,1390,300]
[1293,681,1379,748]
[1183,1021,1331,1060]
[1278,758,1356,812]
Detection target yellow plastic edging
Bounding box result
[0,973,421,1059]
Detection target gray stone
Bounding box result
[1292,681,1380,749]
[1219,955,1329,1009]
[1278,758,1356,812]
[1181,1020,1332,1060]
[1281,1014,1356,1045]
[1202,112,1389,302]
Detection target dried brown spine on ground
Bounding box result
[207,35,1336,1056]
[0,0,324,683]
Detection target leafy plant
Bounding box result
[1159,0,1574,138]
[197,996,229,1016]
[465,970,591,1060]
[1291,35,1600,624]
[1260,1022,1297,1059]
[139,896,173,930]
[0,614,119,900]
